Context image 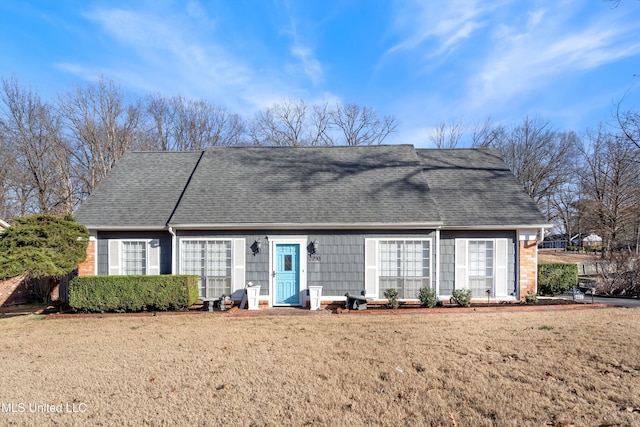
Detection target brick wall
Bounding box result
[78,239,96,276]
[0,275,31,306]
[518,239,538,299]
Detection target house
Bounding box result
[581,233,603,249]
[75,145,549,306]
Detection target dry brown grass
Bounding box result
[2,308,640,426]
[538,249,599,264]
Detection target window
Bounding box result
[122,241,146,275]
[181,240,232,299]
[455,238,510,299]
[378,240,431,299]
[468,240,493,298]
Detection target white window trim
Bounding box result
[453,238,513,300]
[121,240,148,275]
[109,239,159,276]
[178,238,245,298]
[364,238,434,300]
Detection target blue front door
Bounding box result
[275,243,300,305]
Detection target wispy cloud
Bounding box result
[466,3,640,111]
[382,0,640,145]
[278,1,325,86]
[384,0,497,59]
[290,45,323,86]
[55,2,313,114]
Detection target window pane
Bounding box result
[378,240,430,299]
[284,254,292,271]
[468,240,493,298]
[122,241,146,275]
[182,240,232,299]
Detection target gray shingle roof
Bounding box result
[169,145,442,226]
[75,152,203,228]
[416,148,548,227]
[76,145,548,230]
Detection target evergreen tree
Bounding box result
[0,214,89,280]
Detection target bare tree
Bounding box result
[250,98,330,146]
[140,94,248,151]
[250,99,397,147]
[330,103,398,146]
[578,126,640,255]
[616,103,640,151]
[471,117,504,148]
[172,96,246,150]
[429,119,465,148]
[308,102,333,146]
[0,77,73,214]
[548,178,581,242]
[139,93,174,151]
[0,132,15,218]
[58,77,141,197]
[477,116,579,209]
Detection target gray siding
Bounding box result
[96,231,172,275]
[439,230,516,295]
[176,230,435,297]
[94,228,519,299]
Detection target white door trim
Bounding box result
[268,236,308,307]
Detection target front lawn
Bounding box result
[1,308,639,426]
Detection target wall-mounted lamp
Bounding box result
[309,239,319,254]
[251,239,262,256]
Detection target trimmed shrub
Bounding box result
[417,287,437,308]
[451,289,472,307]
[538,262,578,296]
[69,275,199,313]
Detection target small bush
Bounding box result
[524,290,538,304]
[417,287,437,308]
[383,288,399,309]
[69,275,199,313]
[451,289,472,307]
[566,246,581,252]
[538,262,578,296]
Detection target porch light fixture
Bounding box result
[311,239,319,254]
[251,239,262,256]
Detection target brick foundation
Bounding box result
[518,239,538,300]
[78,240,96,276]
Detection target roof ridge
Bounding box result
[165,150,206,226]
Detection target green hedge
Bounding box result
[538,263,578,296]
[69,275,199,313]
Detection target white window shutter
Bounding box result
[232,239,246,292]
[495,239,508,297]
[454,239,468,290]
[148,239,160,275]
[364,239,377,297]
[108,240,121,276]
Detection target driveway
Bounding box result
[557,293,640,308]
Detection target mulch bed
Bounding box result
[1,298,614,319]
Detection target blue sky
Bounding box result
[1,0,639,147]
